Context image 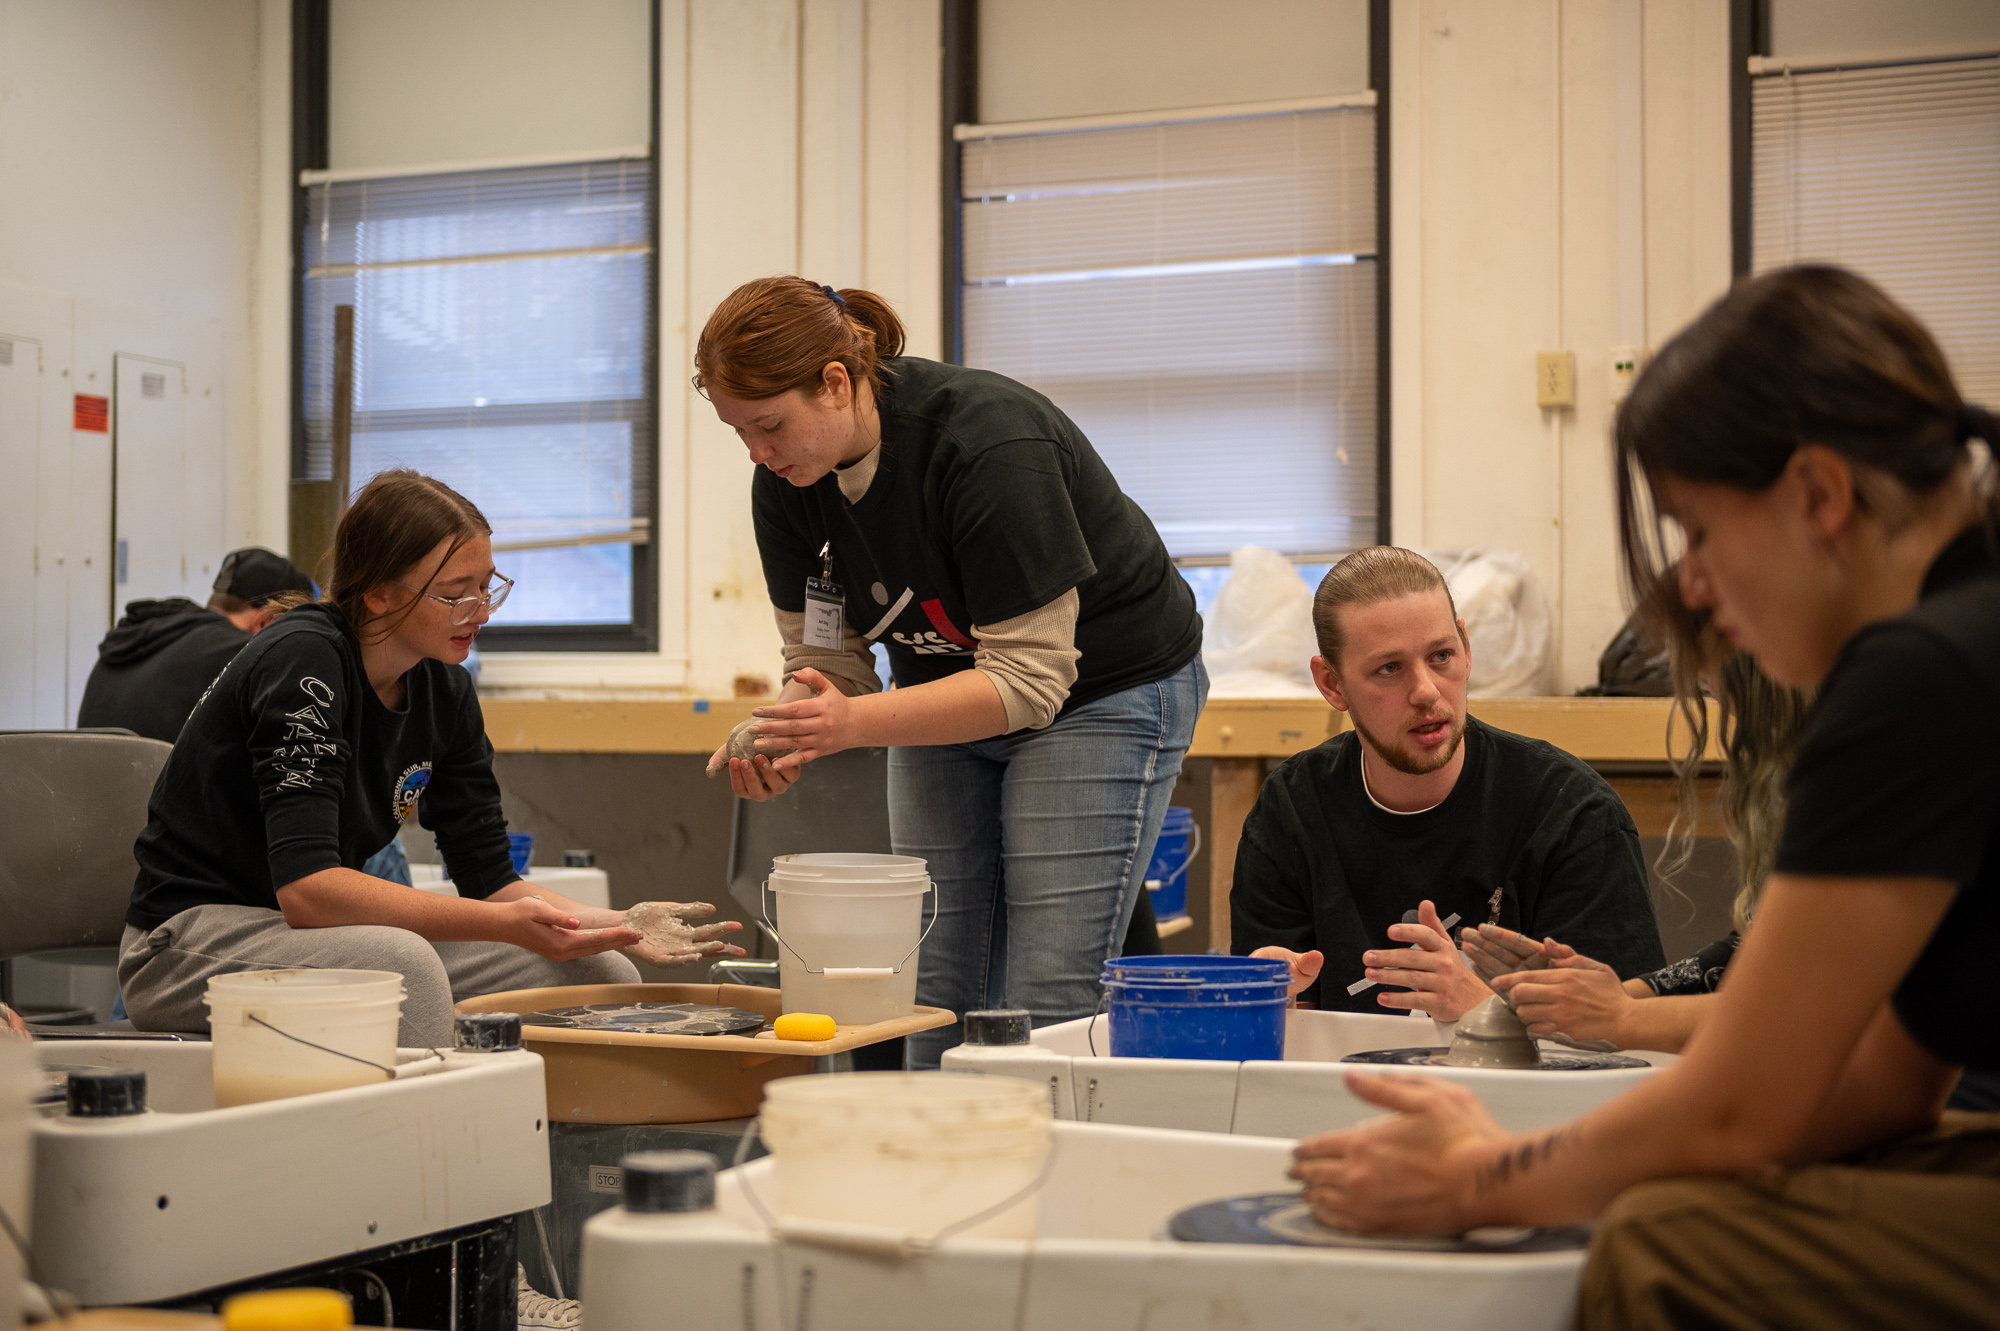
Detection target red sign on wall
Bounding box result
[73,394,108,432]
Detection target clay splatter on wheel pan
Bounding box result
[519,1003,769,1037]
[1341,1047,1652,1071]
[1169,1192,1593,1252]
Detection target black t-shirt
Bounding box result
[1231,717,1665,1010]
[1775,524,2000,1070]
[78,598,251,743]
[127,604,518,931]
[752,357,1202,717]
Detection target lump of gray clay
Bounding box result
[705,718,798,777]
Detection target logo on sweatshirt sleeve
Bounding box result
[392,762,434,822]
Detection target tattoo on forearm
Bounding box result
[1474,1126,1576,1194]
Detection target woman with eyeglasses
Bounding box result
[119,469,743,1045]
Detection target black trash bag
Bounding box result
[1591,608,1673,697]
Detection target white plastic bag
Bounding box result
[1200,546,1321,698]
[1418,548,1553,697]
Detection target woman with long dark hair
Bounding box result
[694,277,1205,1069]
[1289,266,2000,1326]
[119,470,742,1046]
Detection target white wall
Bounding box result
[1390,0,1734,692]
[0,0,272,723]
[328,0,651,170]
[979,0,1370,123]
[474,0,943,694]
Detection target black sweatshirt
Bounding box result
[1231,717,1665,1011]
[78,598,251,743]
[127,604,517,931]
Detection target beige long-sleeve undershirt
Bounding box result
[771,443,1081,732]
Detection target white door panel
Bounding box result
[113,355,187,606]
[66,430,111,725]
[0,333,39,727]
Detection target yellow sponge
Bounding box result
[775,1012,837,1041]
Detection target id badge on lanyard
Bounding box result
[804,541,846,650]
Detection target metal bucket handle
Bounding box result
[760,874,938,978]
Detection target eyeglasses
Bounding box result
[397,573,513,626]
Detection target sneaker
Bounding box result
[518,1266,581,1331]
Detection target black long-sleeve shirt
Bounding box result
[128,604,517,931]
[1230,717,1665,1011]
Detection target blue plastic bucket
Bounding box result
[1144,807,1197,919]
[1102,955,1290,1062]
[508,832,534,876]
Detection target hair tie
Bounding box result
[1958,402,1994,446]
[821,284,849,311]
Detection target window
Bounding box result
[958,104,1379,562]
[300,156,655,649]
[1751,53,2000,403]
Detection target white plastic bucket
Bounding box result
[204,969,404,1107]
[766,853,932,1025]
[759,1071,1052,1241]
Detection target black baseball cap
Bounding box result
[212,548,318,604]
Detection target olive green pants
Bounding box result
[1581,1111,2000,1330]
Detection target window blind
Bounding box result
[302,157,653,633]
[1751,54,2000,404]
[960,107,1378,559]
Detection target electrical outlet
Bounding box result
[1536,351,1575,409]
[1610,345,1645,403]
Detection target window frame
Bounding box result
[942,0,1390,562]
[289,1,662,654]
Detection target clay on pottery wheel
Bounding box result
[1440,993,1542,1068]
[705,718,798,777]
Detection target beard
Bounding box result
[1350,707,1466,776]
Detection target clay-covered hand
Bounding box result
[0,1003,28,1042]
[738,669,856,771]
[610,901,749,969]
[1492,949,1634,1047]
[1460,922,1552,985]
[1363,899,1493,1021]
[705,718,800,778]
[502,896,643,962]
[1290,1071,1506,1234]
[1250,945,1324,1000]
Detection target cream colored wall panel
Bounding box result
[1643,0,1733,346]
[800,0,868,290]
[328,0,650,171]
[683,0,801,695]
[863,0,943,359]
[979,0,1369,124]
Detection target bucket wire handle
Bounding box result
[1085,990,1108,1058]
[730,1116,1061,1254]
[244,1013,446,1079]
[760,876,939,976]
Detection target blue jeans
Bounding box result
[892,657,1207,1069]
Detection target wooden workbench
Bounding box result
[479,694,1716,952]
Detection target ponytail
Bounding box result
[694,276,905,403]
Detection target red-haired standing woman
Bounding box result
[696,278,1206,1069]
[120,470,743,1046]
[1289,267,2000,1327]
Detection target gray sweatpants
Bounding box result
[119,903,641,1047]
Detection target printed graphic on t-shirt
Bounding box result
[273,675,337,791]
[392,762,434,822]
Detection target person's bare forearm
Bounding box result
[1451,874,1956,1227]
[1611,993,1711,1054]
[840,671,1009,747]
[279,867,520,941]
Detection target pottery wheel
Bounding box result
[1169,1192,1592,1252]
[518,1002,769,1036]
[1341,1047,1652,1071]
